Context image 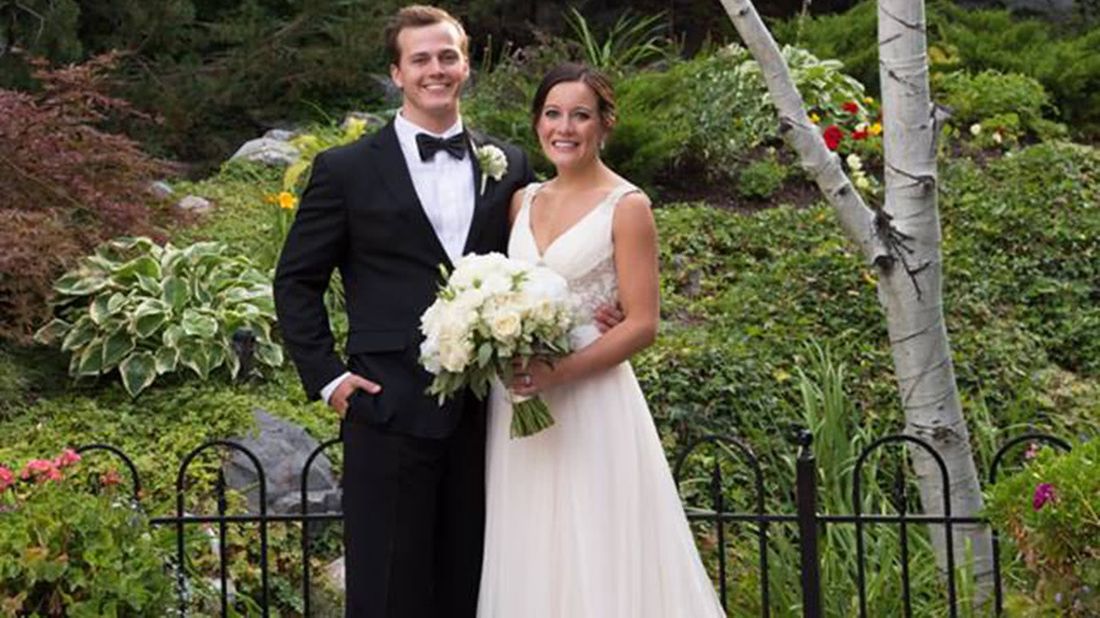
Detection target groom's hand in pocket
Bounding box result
[330,374,382,417]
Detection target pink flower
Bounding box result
[0,466,13,492]
[1024,442,1040,460]
[54,448,81,468]
[842,101,860,114]
[20,459,61,484]
[823,125,844,151]
[1032,483,1055,510]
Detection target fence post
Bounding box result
[796,430,823,618]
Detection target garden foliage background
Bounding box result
[1,0,1098,615]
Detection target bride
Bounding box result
[477,63,726,618]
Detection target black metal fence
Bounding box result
[76,431,1071,617]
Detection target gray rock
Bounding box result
[148,180,174,199]
[176,195,213,214]
[223,409,341,519]
[230,138,300,166]
[263,128,297,142]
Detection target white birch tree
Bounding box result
[716,0,993,591]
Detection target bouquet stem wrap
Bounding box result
[508,392,555,438]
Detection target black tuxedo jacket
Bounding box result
[274,121,534,438]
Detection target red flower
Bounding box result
[853,129,868,141]
[843,101,859,114]
[0,466,13,492]
[823,125,844,151]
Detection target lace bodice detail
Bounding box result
[508,182,639,324]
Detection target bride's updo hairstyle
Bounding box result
[530,63,618,134]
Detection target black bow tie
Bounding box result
[416,132,467,162]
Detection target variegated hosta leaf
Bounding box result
[76,338,105,376]
[61,317,97,352]
[254,340,284,367]
[34,318,71,345]
[162,276,189,312]
[225,345,241,379]
[89,295,112,325]
[181,309,219,339]
[155,346,179,375]
[162,324,185,348]
[101,329,136,371]
[136,273,161,295]
[119,352,157,397]
[54,272,110,297]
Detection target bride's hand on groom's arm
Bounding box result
[593,303,624,333]
[329,374,382,417]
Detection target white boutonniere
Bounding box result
[474,143,508,196]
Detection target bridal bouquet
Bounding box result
[419,253,575,437]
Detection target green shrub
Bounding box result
[935,69,1058,137]
[776,0,1100,138]
[34,236,282,397]
[0,450,176,616]
[737,156,789,200]
[985,439,1100,616]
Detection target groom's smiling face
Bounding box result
[391,21,470,131]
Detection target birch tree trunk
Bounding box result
[717,0,993,593]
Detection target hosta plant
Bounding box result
[34,236,283,396]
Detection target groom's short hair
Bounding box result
[385,5,469,65]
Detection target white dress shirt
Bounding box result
[321,111,477,405]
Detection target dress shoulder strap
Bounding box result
[602,183,642,211]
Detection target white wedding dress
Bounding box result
[477,182,726,618]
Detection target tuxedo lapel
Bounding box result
[372,122,453,268]
[463,130,492,255]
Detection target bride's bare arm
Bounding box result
[513,191,659,394]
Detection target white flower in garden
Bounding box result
[846,153,863,171]
[970,123,982,136]
[992,131,1003,145]
[855,175,871,190]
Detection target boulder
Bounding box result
[176,195,213,214]
[230,138,300,166]
[223,409,341,518]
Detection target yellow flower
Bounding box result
[277,191,298,210]
[863,96,874,104]
[869,122,883,136]
[809,113,821,124]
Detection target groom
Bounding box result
[274,5,534,617]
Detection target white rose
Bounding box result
[845,153,863,171]
[490,310,522,342]
[969,123,982,136]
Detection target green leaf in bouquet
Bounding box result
[33,318,71,345]
[119,352,157,397]
[154,346,179,375]
[181,309,219,338]
[477,342,493,368]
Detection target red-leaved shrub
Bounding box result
[0,53,175,342]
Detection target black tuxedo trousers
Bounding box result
[273,122,534,617]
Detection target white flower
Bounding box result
[970,123,982,136]
[992,131,1003,144]
[489,310,522,342]
[855,175,871,190]
[845,153,863,171]
[474,143,508,195]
